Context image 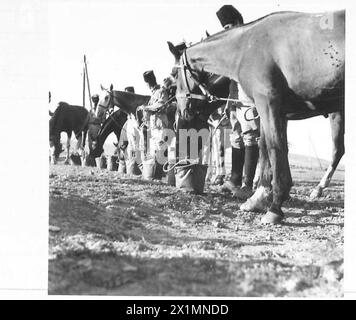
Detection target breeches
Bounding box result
[229,106,260,148]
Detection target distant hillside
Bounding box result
[288,153,344,171]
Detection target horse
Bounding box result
[49,102,90,165]
[168,10,345,224]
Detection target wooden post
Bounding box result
[84,55,93,111]
[82,65,86,109]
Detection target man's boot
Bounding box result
[234,144,259,200]
[221,147,244,193]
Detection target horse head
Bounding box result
[98,84,114,117]
[168,41,230,122]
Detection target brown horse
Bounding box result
[49,102,89,165]
[168,10,345,224]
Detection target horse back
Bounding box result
[237,10,344,111]
[50,103,89,136]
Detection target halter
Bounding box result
[175,49,259,121]
[98,89,114,114]
[175,51,214,102]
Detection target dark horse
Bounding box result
[168,10,345,224]
[89,109,128,158]
[49,102,89,164]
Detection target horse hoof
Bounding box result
[261,211,284,225]
[310,187,322,200]
[233,186,254,201]
[240,197,267,212]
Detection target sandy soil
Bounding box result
[49,162,344,297]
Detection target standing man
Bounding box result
[216,5,260,200]
[88,94,105,154]
[142,70,170,178]
[116,86,137,173]
[207,105,231,185]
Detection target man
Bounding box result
[216,5,260,200]
[207,105,231,185]
[142,70,170,178]
[116,86,137,173]
[88,94,105,154]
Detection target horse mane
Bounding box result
[112,90,150,114]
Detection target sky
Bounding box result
[48,0,348,162]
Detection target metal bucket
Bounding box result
[95,155,107,169]
[84,155,96,167]
[70,153,82,166]
[141,157,156,180]
[174,160,208,194]
[108,155,119,171]
[117,159,126,174]
[126,158,141,176]
[163,161,176,186]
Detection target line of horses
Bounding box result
[49,10,344,224]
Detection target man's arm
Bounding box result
[145,88,169,112]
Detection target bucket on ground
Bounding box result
[84,155,96,167]
[70,153,82,166]
[174,159,208,194]
[126,158,141,176]
[163,161,176,186]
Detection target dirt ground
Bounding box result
[49,161,344,297]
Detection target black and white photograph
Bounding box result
[1,0,356,300]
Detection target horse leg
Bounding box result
[310,111,344,199]
[75,132,83,155]
[257,95,292,224]
[64,132,71,165]
[240,125,272,212]
[80,130,88,167]
[50,144,57,165]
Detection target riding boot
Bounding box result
[244,145,259,188]
[234,144,259,200]
[221,147,244,193]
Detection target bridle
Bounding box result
[175,49,259,121]
[175,50,214,102]
[98,89,114,114]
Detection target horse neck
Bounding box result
[186,28,248,81]
[112,92,139,115]
[97,116,120,146]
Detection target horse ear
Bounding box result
[100,84,105,91]
[110,84,113,91]
[167,41,180,59]
[205,30,210,37]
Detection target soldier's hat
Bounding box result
[143,70,156,84]
[216,5,244,28]
[91,94,99,101]
[124,86,135,93]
